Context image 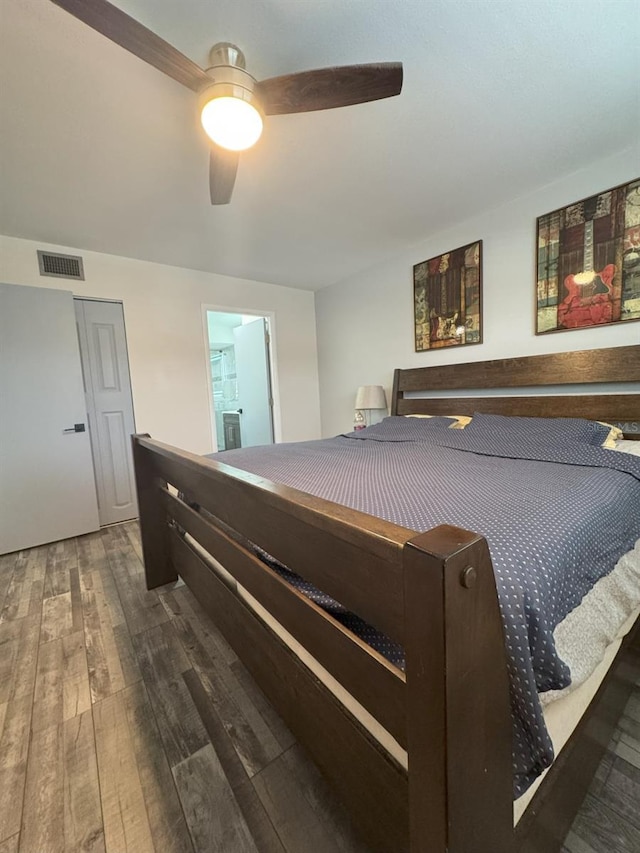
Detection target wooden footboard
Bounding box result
[132,434,514,853]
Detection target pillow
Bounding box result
[463,413,613,446]
[346,415,459,440]
[597,421,624,449]
[404,413,471,429]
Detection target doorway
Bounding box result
[205,311,274,452]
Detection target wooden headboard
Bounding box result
[391,344,640,438]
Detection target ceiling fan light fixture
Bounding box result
[47,7,404,204]
[200,82,263,152]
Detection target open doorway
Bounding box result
[205,310,275,452]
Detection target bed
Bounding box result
[132,344,640,853]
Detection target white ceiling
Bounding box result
[1,0,639,290]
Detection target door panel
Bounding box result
[0,283,100,553]
[233,318,274,448]
[104,411,130,505]
[95,324,119,389]
[75,299,137,526]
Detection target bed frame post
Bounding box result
[132,434,177,589]
[391,368,401,416]
[404,524,513,853]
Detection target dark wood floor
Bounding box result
[0,523,638,853]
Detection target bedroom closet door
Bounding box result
[74,298,137,526]
[0,283,100,554]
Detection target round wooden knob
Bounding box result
[461,566,476,589]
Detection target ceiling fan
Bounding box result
[50,0,403,204]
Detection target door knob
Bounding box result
[63,423,86,433]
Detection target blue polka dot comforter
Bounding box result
[207,416,640,797]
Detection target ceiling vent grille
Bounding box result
[37,250,85,280]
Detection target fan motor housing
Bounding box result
[200,65,259,111]
[208,42,246,70]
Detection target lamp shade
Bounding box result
[355,385,387,410]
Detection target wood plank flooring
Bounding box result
[0,523,638,853]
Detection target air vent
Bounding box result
[37,250,85,280]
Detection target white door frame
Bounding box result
[201,305,281,453]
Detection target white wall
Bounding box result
[315,146,640,437]
[0,235,321,454]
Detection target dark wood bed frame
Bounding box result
[132,344,640,853]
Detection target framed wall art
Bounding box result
[413,240,482,352]
[536,177,640,334]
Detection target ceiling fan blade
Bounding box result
[255,62,402,116]
[209,147,239,205]
[50,0,211,92]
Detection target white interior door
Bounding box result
[75,299,138,526]
[0,283,100,554]
[233,318,274,448]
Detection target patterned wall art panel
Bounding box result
[413,240,482,352]
[536,178,640,334]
